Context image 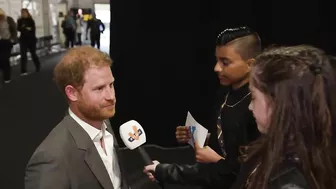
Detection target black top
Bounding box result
[87,19,105,35]
[17,17,36,41]
[155,83,260,189]
[208,83,259,174]
[231,155,310,189]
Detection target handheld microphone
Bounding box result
[119,120,164,188]
[119,120,152,165]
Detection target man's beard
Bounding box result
[77,100,115,121]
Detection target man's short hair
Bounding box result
[53,46,112,96]
[216,26,262,60]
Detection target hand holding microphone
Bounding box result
[144,160,160,181]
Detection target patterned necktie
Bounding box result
[217,93,229,157]
[217,111,226,157]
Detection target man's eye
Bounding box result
[222,61,230,66]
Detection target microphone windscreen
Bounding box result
[119,120,146,150]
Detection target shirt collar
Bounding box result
[68,108,107,141]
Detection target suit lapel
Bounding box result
[84,147,114,189]
[66,115,114,189]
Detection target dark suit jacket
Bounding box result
[25,115,129,189]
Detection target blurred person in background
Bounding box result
[17,8,41,75]
[76,14,82,46]
[0,8,17,84]
[61,11,76,48]
[86,13,104,49]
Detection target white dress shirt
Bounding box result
[69,109,121,189]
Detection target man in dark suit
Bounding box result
[25,46,129,189]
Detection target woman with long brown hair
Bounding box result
[231,45,336,189]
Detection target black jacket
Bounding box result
[268,167,309,189]
[17,17,36,41]
[86,18,105,36]
[231,157,310,189]
[155,159,238,189]
[154,84,260,189]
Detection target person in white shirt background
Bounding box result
[76,14,83,46]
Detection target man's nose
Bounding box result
[214,62,222,72]
[105,87,115,100]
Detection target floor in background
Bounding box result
[0,53,68,189]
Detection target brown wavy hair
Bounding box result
[53,46,112,97]
[245,45,336,189]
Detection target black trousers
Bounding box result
[0,40,13,81]
[65,29,75,48]
[90,34,101,49]
[77,33,82,45]
[20,40,41,73]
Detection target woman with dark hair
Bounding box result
[143,26,261,189]
[17,8,41,75]
[231,45,336,189]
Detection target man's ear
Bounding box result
[65,85,79,102]
[246,58,256,69]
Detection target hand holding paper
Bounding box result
[194,142,224,163]
[185,112,208,148]
[176,126,191,143]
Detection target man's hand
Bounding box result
[176,126,191,143]
[143,160,160,182]
[194,142,224,163]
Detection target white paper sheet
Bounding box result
[185,111,208,148]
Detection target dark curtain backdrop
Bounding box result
[109,0,335,147]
